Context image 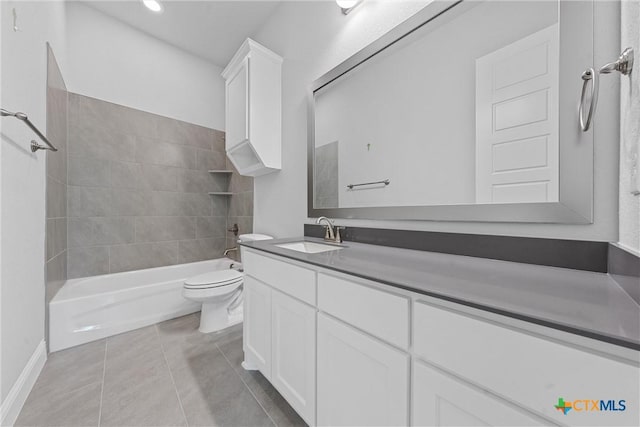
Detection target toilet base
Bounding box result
[199,302,243,333]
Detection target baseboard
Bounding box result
[0,340,47,427]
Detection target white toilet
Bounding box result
[183,233,273,333]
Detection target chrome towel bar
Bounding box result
[347,179,390,190]
[1,108,58,152]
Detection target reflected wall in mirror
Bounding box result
[309,0,608,223]
[314,1,558,209]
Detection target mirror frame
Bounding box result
[308,0,607,223]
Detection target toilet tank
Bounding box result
[238,233,273,243]
[237,234,272,264]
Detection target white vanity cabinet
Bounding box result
[222,38,282,176]
[271,290,316,423]
[412,361,543,426]
[412,301,640,427]
[242,251,316,425]
[316,273,411,426]
[242,248,640,427]
[317,313,409,426]
[243,276,272,377]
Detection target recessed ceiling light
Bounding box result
[142,0,163,13]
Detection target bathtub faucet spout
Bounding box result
[223,247,238,257]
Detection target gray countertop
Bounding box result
[241,237,640,351]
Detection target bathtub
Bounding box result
[49,258,235,352]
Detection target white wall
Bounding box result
[65,2,225,130]
[0,0,66,409]
[253,0,432,238]
[619,0,640,254]
[253,0,619,242]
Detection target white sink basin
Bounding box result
[275,241,344,254]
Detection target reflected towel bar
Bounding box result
[347,179,390,190]
[1,108,58,152]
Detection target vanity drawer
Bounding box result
[243,250,316,305]
[413,301,640,426]
[318,273,410,349]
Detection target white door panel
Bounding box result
[412,361,547,426]
[476,24,559,203]
[317,313,409,426]
[226,57,249,151]
[271,291,316,425]
[243,276,271,378]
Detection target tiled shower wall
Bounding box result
[67,94,252,279]
[314,141,339,208]
[45,45,68,336]
[226,158,254,256]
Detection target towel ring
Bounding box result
[579,68,598,132]
[578,48,633,132]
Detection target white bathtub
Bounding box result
[49,258,235,352]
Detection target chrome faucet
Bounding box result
[223,247,238,257]
[316,216,343,243]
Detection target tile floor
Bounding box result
[16,314,306,427]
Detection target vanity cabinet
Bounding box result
[412,361,543,426]
[222,38,282,176]
[243,276,271,377]
[242,248,640,427]
[317,273,410,349]
[317,313,409,427]
[242,253,316,425]
[271,290,316,423]
[413,301,640,427]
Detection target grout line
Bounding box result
[216,343,278,427]
[155,324,190,427]
[67,235,229,250]
[97,339,108,427]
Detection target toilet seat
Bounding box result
[184,270,243,290]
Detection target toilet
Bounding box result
[183,233,273,333]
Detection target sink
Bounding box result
[275,241,344,254]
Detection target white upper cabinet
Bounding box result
[222,38,282,176]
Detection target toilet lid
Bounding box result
[184,270,243,288]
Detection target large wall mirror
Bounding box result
[308,0,617,223]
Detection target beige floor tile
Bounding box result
[16,315,300,427]
[16,381,102,427]
[217,337,307,427]
[31,339,105,400]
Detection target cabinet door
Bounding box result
[412,361,545,427]
[271,291,316,425]
[225,57,249,151]
[317,313,409,426]
[243,276,271,378]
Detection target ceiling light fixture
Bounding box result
[142,0,163,13]
[336,0,361,15]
